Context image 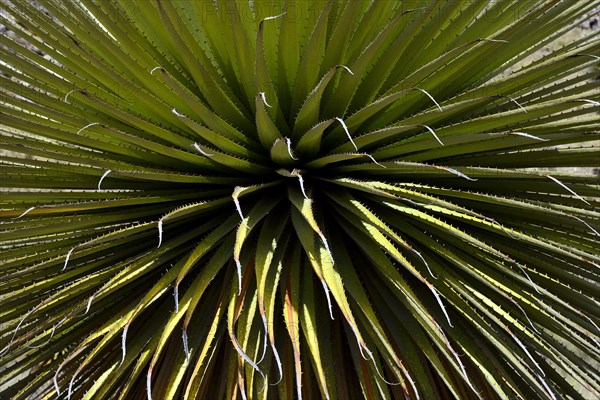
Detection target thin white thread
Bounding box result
[510,299,541,335]
[263,312,283,385]
[235,259,243,294]
[157,219,163,248]
[573,53,600,60]
[13,206,36,219]
[63,247,76,271]
[84,295,94,315]
[232,188,250,228]
[480,38,509,43]
[404,369,420,400]
[573,99,600,106]
[419,124,444,145]
[537,374,557,400]
[257,317,269,364]
[414,88,443,112]
[335,117,357,150]
[515,263,542,295]
[298,174,308,199]
[486,217,520,239]
[365,346,405,387]
[570,215,599,236]
[239,371,248,400]
[25,316,67,349]
[436,166,477,181]
[321,236,335,267]
[349,323,369,361]
[320,279,335,320]
[505,96,527,113]
[270,340,283,385]
[0,307,37,356]
[580,311,600,334]
[336,64,354,75]
[233,197,245,221]
[230,333,266,393]
[77,122,101,135]
[508,132,547,141]
[430,287,453,327]
[259,92,272,108]
[192,142,214,157]
[510,330,544,377]
[285,138,298,160]
[414,249,437,278]
[364,154,386,168]
[54,372,61,396]
[262,12,286,22]
[64,89,81,103]
[171,108,186,117]
[436,323,480,396]
[67,371,77,400]
[174,285,179,313]
[121,326,128,365]
[182,328,190,364]
[547,175,589,205]
[98,170,112,190]
[146,369,152,400]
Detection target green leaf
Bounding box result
[2,1,599,398]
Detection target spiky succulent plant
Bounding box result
[1,0,600,399]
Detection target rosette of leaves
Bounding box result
[1,1,599,399]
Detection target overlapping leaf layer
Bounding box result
[1,1,599,399]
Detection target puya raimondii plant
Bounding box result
[1,0,599,399]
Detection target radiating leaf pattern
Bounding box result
[1,1,599,399]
